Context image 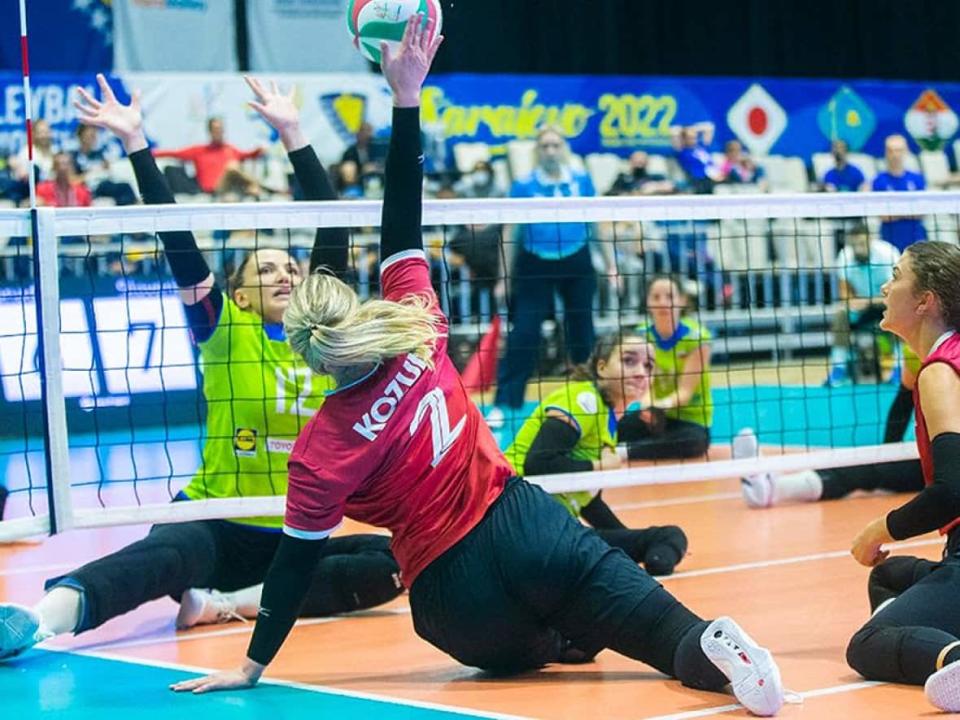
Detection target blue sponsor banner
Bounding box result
[2,71,960,163]
[423,74,960,159]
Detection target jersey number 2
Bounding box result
[409,388,466,467]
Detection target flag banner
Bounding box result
[0,0,112,73]
[246,0,369,73]
[112,0,237,72]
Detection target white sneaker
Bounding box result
[734,429,774,509]
[925,661,960,712]
[0,603,50,660]
[175,589,245,630]
[701,617,784,717]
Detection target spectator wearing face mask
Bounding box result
[455,160,505,199]
[822,139,867,193]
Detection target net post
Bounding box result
[34,206,73,534]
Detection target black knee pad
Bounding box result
[643,526,689,576]
[867,556,936,612]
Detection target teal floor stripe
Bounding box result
[1,650,491,720]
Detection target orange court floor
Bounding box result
[0,472,947,720]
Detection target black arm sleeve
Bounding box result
[886,433,960,540]
[247,533,327,667]
[580,492,627,530]
[128,149,212,289]
[379,106,423,262]
[287,145,349,277]
[523,417,595,477]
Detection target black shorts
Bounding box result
[409,477,661,673]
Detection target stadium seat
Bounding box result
[811,152,834,185]
[847,153,879,185]
[764,156,809,193]
[452,142,492,174]
[920,150,950,188]
[714,218,771,271]
[585,153,625,195]
[645,154,670,178]
[506,139,537,181]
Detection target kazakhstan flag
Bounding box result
[817,86,877,151]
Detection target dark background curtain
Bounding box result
[431,0,960,81]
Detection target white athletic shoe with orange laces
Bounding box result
[701,617,784,716]
[925,661,960,713]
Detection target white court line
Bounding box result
[611,492,741,511]
[73,606,412,652]
[640,681,885,720]
[664,538,943,581]
[54,647,534,720]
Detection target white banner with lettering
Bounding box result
[246,0,369,73]
[113,0,238,72]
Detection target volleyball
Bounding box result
[346,0,443,65]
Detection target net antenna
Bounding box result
[17,0,73,536]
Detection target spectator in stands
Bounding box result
[7,119,57,203]
[154,117,263,196]
[11,119,56,184]
[670,122,721,194]
[824,222,900,387]
[624,276,712,459]
[330,160,365,199]
[341,121,386,175]
[36,152,92,208]
[872,134,927,252]
[454,159,506,198]
[71,124,137,206]
[489,126,609,423]
[822,139,867,192]
[608,151,675,196]
[718,140,767,190]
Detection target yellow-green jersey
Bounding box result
[181,297,335,528]
[505,381,616,517]
[637,316,713,428]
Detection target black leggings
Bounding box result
[819,459,925,501]
[847,533,960,685]
[621,415,711,461]
[410,478,727,690]
[47,521,402,633]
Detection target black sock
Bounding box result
[674,620,730,691]
[0,485,7,520]
[884,384,914,443]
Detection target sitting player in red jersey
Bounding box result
[169,17,784,716]
[833,241,960,713]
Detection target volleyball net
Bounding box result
[1,190,949,541]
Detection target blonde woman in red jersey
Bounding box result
[822,241,960,712]
[164,18,784,715]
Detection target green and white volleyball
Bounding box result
[347,0,443,65]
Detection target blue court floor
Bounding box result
[2,650,511,720]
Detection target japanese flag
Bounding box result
[727,84,787,156]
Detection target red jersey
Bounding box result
[913,330,960,535]
[284,251,513,585]
[36,179,92,207]
[154,143,262,193]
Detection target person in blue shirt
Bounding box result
[491,127,610,416]
[822,140,867,192]
[872,134,928,252]
[670,122,721,194]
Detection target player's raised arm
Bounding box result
[75,74,215,308]
[378,13,443,266]
[245,76,349,276]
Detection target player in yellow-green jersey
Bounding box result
[505,334,688,576]
[622,276,712,460]
[0,77,402,654]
